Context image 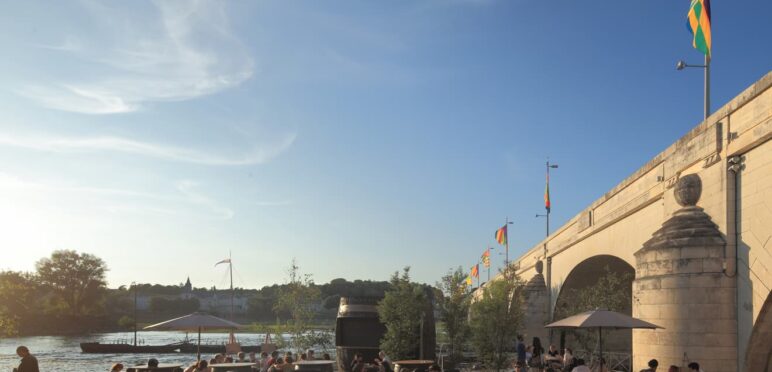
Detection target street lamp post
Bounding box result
[676,56,711,120]
[536,161,558,237]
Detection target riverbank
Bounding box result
[9,319,336,337]
[1,331,335,372]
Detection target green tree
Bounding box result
[322,294,341,310]
[0,271,40,337]
[377,267,427,360]
[149,296,200,314]
[273,259,331,352]
[35,250,107,316]
[437,266,471,368]
[554,266,633,352]
[248,293,280,321]
[469,265,525,372]
[117,315,135,330]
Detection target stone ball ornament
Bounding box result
[535,260,543,274]
[674,174,702,207]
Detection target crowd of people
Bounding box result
[511,336,706,372]
[106,349,334,372]
[12,343,708,372]
[9,345,335,372]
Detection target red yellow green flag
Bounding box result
[687,0,711,56]
[481,249,491,268]
[465,275,472,286]
[471,264,479,278]
[545,171,551,212]
[495,225,507,245]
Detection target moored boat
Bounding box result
[177,342,262,354]
[79,342,183,354]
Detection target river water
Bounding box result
[0,331,282,371]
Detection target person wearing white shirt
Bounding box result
[563,347,574,367]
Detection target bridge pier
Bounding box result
[522,260,549,344]
[633,174,737,371]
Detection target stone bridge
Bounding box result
[491,71,772,372]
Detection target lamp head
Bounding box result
[676,60,687,70]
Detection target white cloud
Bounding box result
[0,132,296,166]
[19,0,253,114]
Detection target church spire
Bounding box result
[184,277,192,292]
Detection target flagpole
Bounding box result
[704,55,710,120]
[546,164,550,237]
[538,161,558,238]
[505,217,509,266]
[229,251,234,321]
[487,247,491,282]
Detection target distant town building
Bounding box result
[136,277,249,315]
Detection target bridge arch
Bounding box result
[552,254,635,354]
[745,292,772,372]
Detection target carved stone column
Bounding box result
[632,174,736,371]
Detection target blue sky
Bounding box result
[0,1,769,289]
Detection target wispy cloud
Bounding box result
[0,173,234,220]
[176,180,234,219]
[19,0,253,114]
[33,35,82,52]
[0,132,296,166]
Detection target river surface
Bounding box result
[0,331,288,371]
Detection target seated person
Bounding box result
[640,359,659,372]
[268,358,284,372]
[546,345,560,361]
[282,356,294,372]
[570,358,590,372]
[148,359,160,369]
[351,353,365,372]
[373,355,393,372]
[184,360,211,372]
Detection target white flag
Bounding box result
[214,258,231,267]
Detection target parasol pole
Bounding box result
[598,327,603,371]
